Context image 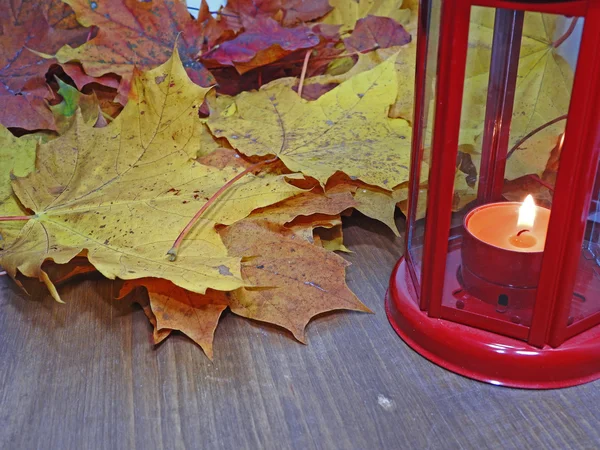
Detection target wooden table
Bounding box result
[1,214,599,450]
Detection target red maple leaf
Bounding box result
[54,0,216,100]
[0,0,88,130]
[201,17,320,75]
[220,0,332,28]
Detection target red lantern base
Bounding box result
[386,258,600,389]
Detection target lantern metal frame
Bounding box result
[385,0,600,388]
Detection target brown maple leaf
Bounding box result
[221,219,371,342]
[0,0,88,130]
[137,297,172,346]
[120,279,228,358]
[43,0,82,30]
[344,15,411,53]
[250,189,357,225]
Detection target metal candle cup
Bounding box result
[460,201,551,310]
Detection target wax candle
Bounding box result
[465,195,550,253]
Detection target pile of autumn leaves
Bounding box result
[0,0,417,357]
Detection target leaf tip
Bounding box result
[359,302,374,314]
[40,270,64,304]
[292,328,307,344]
[203,346,215,361]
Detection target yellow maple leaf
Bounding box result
[322,0,412,33]
[354,186,403,236]
[287,214,342,243]
[0,49,303,301]
[326,178,404,236]
[208,56,412,190]
[0,126,37,250]
[461,10,573,180]
[315,224,351,253]
[432,11,575,208]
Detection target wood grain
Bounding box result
[1,213,600,450]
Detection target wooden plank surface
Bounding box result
[1,213,599,450]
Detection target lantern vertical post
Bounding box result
[406,0,434,304]
[420,0,471,318]
[477,9,523,204]
[529,2,600,347]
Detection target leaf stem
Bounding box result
[167,156,279,261]
[101,111,114,122]
[86,26,96,42]
[527,174,555,192]
[553,18,579,48]
[209,11,239,18]
[188,6,238,18]
[506,114,568,160]
[0,215,35,221]
[297,50,312,98]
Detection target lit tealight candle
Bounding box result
[465,195,550,253]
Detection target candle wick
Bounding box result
[517,229,530,237]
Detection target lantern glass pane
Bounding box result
[568,165,600,331]
[437,9,579,339]
[407,0,441,287]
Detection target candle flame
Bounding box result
[518,194,536,228]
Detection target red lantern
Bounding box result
[386,0,600,388]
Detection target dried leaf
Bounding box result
[220,0,332,27]
[315,224,351,253]
[43,256,97,285]
[289,213,342,230]
[279,0,333,26]
[322,0,411,33]
[327,177,402,235]
[0,0,88,130]
[353,186,400,236]
[271,40,417,120]
[141,299,172,345]
[117,281,171,344]
[463,11,573,182]
[197,147,252,170]
[503,175,553,208]
[287,214,342,243]
[250,190,356,224]
[221,220,371,341]
[0,49,302,301]
[50,78,101,133]
[61,62,121,91]
[219,0,281,32]
[201,18,320,74]
[120,279,228,358]
[44,0,81,30]
[344,15,411,53]
[0,126,37,249]
[209,56,411,189]
[55,0,215,91]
